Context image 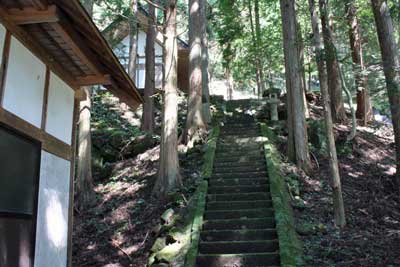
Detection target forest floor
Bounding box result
[72,92,211,267]
[72,144,204,267]
[272,96,400,266]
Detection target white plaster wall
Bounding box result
[34,151,70,267]
[137,30,163,57]
[137,69,146,88]
[45,72,74,144]
[118,35,130,57]
[3,37,46,128]
[137,31,147,56]
[118,31,163,88]
[0,24,6,59]
[155,42,163,57]
[155,65,163,88]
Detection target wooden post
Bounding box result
[0,30,11,107]
[67,92,80,267]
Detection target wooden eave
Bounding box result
[0,0,143,110]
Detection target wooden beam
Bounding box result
[75,74,112,86]
[7,6,59,25]
[0,7,77,88]
[41,67,50,129]
[0,107,72,161]
[49,16,103,75]
[0,30,11,107]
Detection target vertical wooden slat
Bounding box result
[66,94,79,267]
[41,67,50,129]
[0,30,12,107]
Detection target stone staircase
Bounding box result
[195,100,280,267]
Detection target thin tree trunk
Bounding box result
[142,4,156,133]
[296,18,310,118]
[308,60,312,90]
[308,0,346,228]
[284,52,296,162]
[247,0,262,97]
[336,46,357,140]
[128,0,138,82]
[319,0,347,122]
[345,0,373,125]
[153,0,181,197]
[280,0,312,173]
[255,0,265,98]
[200,0,211,123]
[76,0,94,210]
[371,0,400,188]
[226,67,233,100]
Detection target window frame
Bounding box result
[0,122,42,265]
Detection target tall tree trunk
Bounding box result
[280,0,312,173]
[247,0,262,97]
[284,50,296,162]
[142,4,156,133]
[345,0,373,125]
[296,18,310,118]
[153,0,181,197]
[200,0,211,123]
[309,0,346,227]
[371,0,400,188]
[184,0,207,145]
[76,0,94,210]
[254,0,265,98]
[319,0,347,122]
[226,66,234,100]
[128,0,138,82]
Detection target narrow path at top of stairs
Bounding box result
[195,100,280,267]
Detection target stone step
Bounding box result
[196,253,280,267]
[212,171,267,179]
[216,145,262,152]
[209,178,268,187]
[199,240,279,254]
[219,135,261,140]
[223,125,257,130]
[200,229,278,242]
[202,217,275,231]
[225,118,255,123]
[213,160,265,168]
[213,165,266,173]
[219,129,260,136]
[213,156,263,164]
[220,130,259,136]
[204,208,274,220]
[208,185,268,194]
[207,200,273,211]
[215,149,264,157]
[221,126,259,131]
[218,135,262,141]
[207,192,271,202]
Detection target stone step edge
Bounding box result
[196,252,280,257]
[207,200,272,204]
[203,217,275,223]
[199,239,279,245]
[204,208,274,213]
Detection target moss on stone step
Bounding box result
[260,123,304,267]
